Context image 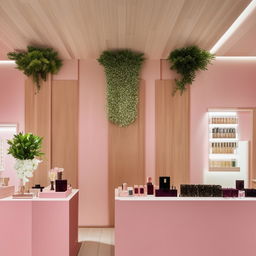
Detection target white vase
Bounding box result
[14,159,41,193]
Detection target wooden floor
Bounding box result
[78,228,114,256]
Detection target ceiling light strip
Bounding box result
[215,56,256,60]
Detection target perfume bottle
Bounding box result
[134,185,139,196]
[139,185,144,196]
[55,167,68,192]
[49,170,56,190]
[147,177,154,195]
[159,176,170,191]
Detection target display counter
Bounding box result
[115,196,256,256]
[0,189,80,256]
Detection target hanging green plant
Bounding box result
[98,49,145,127]
[7,46,62,92]
[167,45,214,95]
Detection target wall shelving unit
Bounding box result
[208,111,240,172]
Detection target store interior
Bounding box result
[0,1,256,256]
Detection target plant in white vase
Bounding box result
[7,132,44,193]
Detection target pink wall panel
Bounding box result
[78,60,109,226]
[0,63,25,130]
[0,63,25,189]
[190,59,256,184]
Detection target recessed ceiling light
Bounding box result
[0,60,15,64]
[210,0,256,54]
[215,56,256,60]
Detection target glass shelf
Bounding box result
[209,123,238,127]
[209,138,239,142]
[209,167,240,172]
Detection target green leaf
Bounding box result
[7,132,44,160]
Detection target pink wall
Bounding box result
[78,60,109,226]
[0,63,24,130]
[0,63,25,188]
[190,59,256,183]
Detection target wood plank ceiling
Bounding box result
[0,0,251,59]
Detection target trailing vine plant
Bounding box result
[8,46,62,92]
[98,49,145,127]
[167,45,214,95]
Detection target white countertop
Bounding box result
[115,195,256,201]
[0,189,79,201]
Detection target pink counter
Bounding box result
[115,197,256,256]
[0,189,80,256]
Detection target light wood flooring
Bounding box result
[78,228,114,256]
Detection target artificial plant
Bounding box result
[8,46,62,92]
[8,132,44,185]
[98,49,145,127]
[167,45,214,95]
[7,132,44,160]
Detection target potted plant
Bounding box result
[167,45,214,95]
[98,49,145,127]
[7,46,62,92]
[7,132,44,194]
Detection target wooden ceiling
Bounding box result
[215,4,256,56]
[0,0,251,59]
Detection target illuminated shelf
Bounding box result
[209,123,238,127]
[209,154,237,159]
[209,167,240,172]
[209,138,238,142]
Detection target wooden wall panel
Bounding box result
[51,80,78,188]
[109,80,145,225]
[155,80,190,189]
[25,77,52,187]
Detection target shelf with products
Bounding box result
[209,141,238,154]
[209,116,238,124]
[208,111,239,171]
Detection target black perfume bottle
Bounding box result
[147,177,154,195]
[55,171,68,192]
[55,180,67,192]
[236,180,244,190]
[159,176,170,191]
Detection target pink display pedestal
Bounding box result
[0,189,80,256]
[39,187,72,198]
[115,197,256,256]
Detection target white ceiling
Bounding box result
[0,0,252,59]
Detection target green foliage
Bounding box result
[167,45,215,95]
[8,46,62,92]
[98,49,145,127]
[7,132,44,160]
